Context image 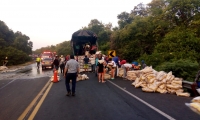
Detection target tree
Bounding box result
[88,19,104,35]
[131,3,148,17]
[0,20,15,47]
[117,12,133,29]
[165,0,200,27]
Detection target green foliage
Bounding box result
[0,47,31,65]
[55,41,72,56]
[155,59,199,81]
[117,12,133,29]
[155,26,200,61]
[0,20,32,65]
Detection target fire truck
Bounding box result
[41,51,55,60]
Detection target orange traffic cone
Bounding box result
[53,69,58,83]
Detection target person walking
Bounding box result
[53,55,59,71]
[83,55,89,72]
[64,55,80,96]
[35,55,41,69]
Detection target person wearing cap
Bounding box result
[64,55,80,96]
[141,60,147,69]
[59,55,65,74]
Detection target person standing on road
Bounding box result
[59,55,65,74]
[64,55,80,96]
[83,55,90,72]
[112,56,120,77]
[35,55,41,69]
[53,55,59,71]
[97,54,106,83]
[95,54,99,76]
[89,55,95,72]
[108,58,116,80]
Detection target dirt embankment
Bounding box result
[0,61,35,72]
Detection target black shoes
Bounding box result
[72,93,75,96]
[66,92,75,96]
[66,91,71,96]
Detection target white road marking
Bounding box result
[0,79,17,90]
[108,80,176,120]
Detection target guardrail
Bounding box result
[182,80,199,97]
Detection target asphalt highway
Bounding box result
[0,68,199,120]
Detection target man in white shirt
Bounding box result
[89,55,95,72]
[121,63,133,79]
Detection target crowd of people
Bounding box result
[27,50,200,97]
[34,51,149,96]
[71,51,146,83]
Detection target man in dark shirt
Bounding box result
[112,56,120,77]
[83,55,90,72]
[194,70,200,88]
[53,55,59,71]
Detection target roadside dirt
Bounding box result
[0,61,35,72]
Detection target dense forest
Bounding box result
[0,20,32,65]
[1,0,200,81]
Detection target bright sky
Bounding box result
[0,0,152,50]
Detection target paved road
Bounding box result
[0,64,199,120]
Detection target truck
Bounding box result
[71,30,98,56]
[71,30,98,72]
[41,51,55,60]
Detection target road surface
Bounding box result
[0,64,199,120]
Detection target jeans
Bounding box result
[95,65,98,76]
[91,64,95,72]
[65,73,77,93]
[60,63,65,73]
[121,65,126,78]
[54,65,59,70]
[115,66,119,77]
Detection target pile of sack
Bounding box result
[131,66,190,97]
[77,74,89,81]
[186,96,200,115]
[0,66,8,71]
[118,68,124,77]
[104,73,111,80]
[126,71,140,81]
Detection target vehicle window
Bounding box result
[43,58,52,60]
[42,53,52,56]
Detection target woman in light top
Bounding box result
[108,58,116,80]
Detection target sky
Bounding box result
[0,0,152,50]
